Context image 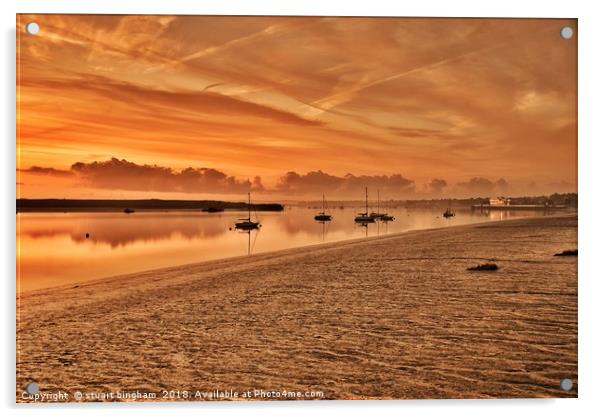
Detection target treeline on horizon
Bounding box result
[16,193,577,212]
[403,193,577,208]
[16,199,285,212]
[299,193,578,208]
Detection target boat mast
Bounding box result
[323,194,326,213]
[365,187,368,214]
[248,192,251,220]
[377,189,380,214]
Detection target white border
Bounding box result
[6,0,586,17]
[3,1,601,416]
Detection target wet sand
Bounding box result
[16,215,577,401]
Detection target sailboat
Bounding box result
[354,187,375,223]
[380,197,395,222]
[370,189,385,219]
[234,192,261,230]
[314,194,333,221]
[443,199,455,218]
[381,213,395,221]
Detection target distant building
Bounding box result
[489,196,511,206]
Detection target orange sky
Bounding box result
[16,15,577,200]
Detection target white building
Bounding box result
[489,196,511,206]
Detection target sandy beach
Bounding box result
[16,214,577,401]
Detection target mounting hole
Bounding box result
[560,378,573,391]
[25,22,40,35]
[25,382,39,395]
[560,26,573,40]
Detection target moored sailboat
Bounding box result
[369,189,385,219]
[443,200,455,218]
[381,197,395,222]
[234,192,261,230]
[355,187,375,223]
[381,213,395,221]
[314,194,333,221]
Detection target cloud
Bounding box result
[69,158,265,194]
[275,170,415,198]
[20,166,74,177]
[428,178,447,194]
[388,127,459,140]
[21,75,324,128]
[455,177,495,196]
[23,158,262,194]
[22,161,416,198]
[495,178,510,193]
[19,158,577,198]
[543,180,577,195]
[454,177,515,197]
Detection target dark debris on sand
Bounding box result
[467,263,499,271]
[554,249,578,257]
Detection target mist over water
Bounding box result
[17,206,559,292]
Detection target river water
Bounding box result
[16,206,558,291]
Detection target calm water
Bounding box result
[17,206,556,291]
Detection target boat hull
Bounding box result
[235,222,260,230]
[314,214,332,221]
[354,217,375,223]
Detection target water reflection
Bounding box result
[17,207,562,291]
[316,221,332,242]
[235,229,260,256]
[21,212,227,248]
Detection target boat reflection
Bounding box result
[238,229,260,256]
[316,220,332,242]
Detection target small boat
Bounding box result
[234,192,261,230]
[314,214,332,221]
[443,204,455,218]
[314,194,332,221]
[380,196,395,221]
[381,213,395,222]
[202,207,224,213]
[123,208,135,214]
[355,187,376,223]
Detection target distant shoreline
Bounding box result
[16,198,285,212]
[16,192,577,212]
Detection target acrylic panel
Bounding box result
[16,15,577,402]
